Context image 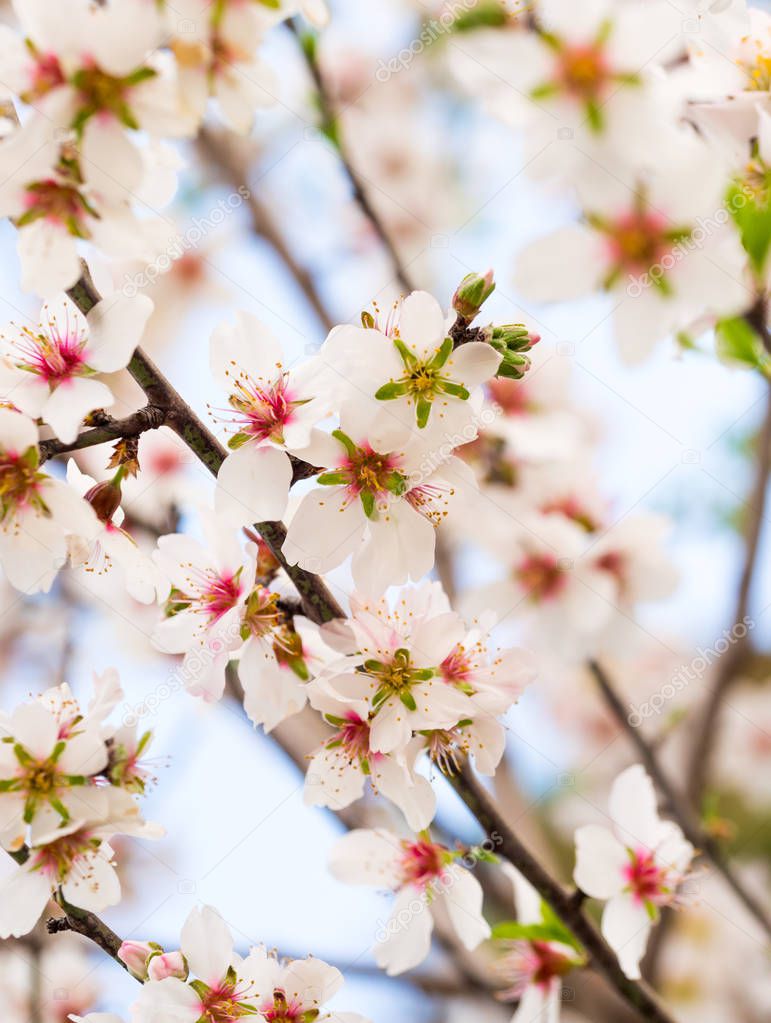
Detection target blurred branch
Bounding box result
[589,658,771,941]
[46,901,127,968]
[686,379,771,802]
[449,764,679,1023]
[287,19,418,294]
[197,126,335,335]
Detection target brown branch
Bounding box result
[197,127,335,335]
[449,764,680,1023]
[288,19,417,295]
[686,379,771,803]
[38,405,167,463]
[46,899,127,968]
[65,265,344,624]
[588,658,771,942]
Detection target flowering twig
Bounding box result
[448,764,680,1023]
[686,379,771,802]
[588,658,771,941]
[287,19,418,294]
[66,265,344,624]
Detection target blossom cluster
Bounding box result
[0,669,160,937]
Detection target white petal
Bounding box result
[61,850,121,913]
[0,867,50,936]
[608,765,661,850]
[397,291,447,356]
[18,221,81,298]
[374,885,434,975]
[514,225,605,302]
[283,487,364,575]
[328,828,401,888]
[573,825,627,899]
[601,894,651,980]
[439,865,490,950]
[445,342,501,390]
[215,445,291,527]
[85,292,153,372]
[180,905,234,985]
[42,377,114,443]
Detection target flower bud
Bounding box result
[147,950,188,982]
[452,270,495,320]
[117,940,157,980]
[84,478,122,523]
[491,323,541,353]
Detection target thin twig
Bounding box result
[589,658,771,941]
[686,379,771,802]
[288,19,417,295]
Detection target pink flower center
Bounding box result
[23,179,92,233]
[31,829,97,884]
[340,444,403,499]
[200,572,244,622]
[0,449,41,511]
[515,554,568,602]
[400,839,446,888]
[603,211,674,277]
[30,52,66,97]
[225,373,298,444]
[258,989,312,1022]
[623,848,671,905]
[197,981,254,1022]
[13,318,88,385]
[440,645,472,684]
[498,940,575,1000]
[329,711,373,761]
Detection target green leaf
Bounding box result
[727,181,771,274]
[715,316,771,375]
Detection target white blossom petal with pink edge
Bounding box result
[328,828,402,889]
[0,865,51,937]
[600,893,652,980]
[18,221,81,298]
[395,291,447,358]
[215,445,292,527]
[284,487,364,575]
[80,117,144,203]
[437,863,490,949]
[512,983,560,1023]
[608,764,663,850]
[573,825,628,899]
[43,376,115,443]
[374,884,434,975]
[514,225,606,303]
[85,292,154,373]
[61,849,121,913]
[180,905,235,986]
[304,745,367,812]
[131,976,202,1023]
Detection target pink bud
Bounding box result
[117,940,154,980]
[148,950,188,982]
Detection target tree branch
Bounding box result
[686,379,771,803]
[588,658,771,941]
[449,764,680,1023]
[288,19,417,295]
[65,264,344,624]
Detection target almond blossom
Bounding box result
[282,415,477,593]
[320,290,501,439]
[209,311,328,527]
[131,904,370,1023]
[494,863,584,1023]
[0,409,97,594]
[329,828,490,975]
[573,765,695,979]
[0,292,152,444]
[0,787,161,939]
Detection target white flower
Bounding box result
[282,415,477,594]
[514,133,751,361]
[152,514,256,701]
[0,410,97,593]
[132,905,369,1023]
[494,863,583,1023]
[573,765,695,979]
[311,584,475,755]
[329,828,490,975]
[0,292,152,443]
[209,311,329,527]
[166,1,277,134]
[0,787,161,939]
[320,290,500,440]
